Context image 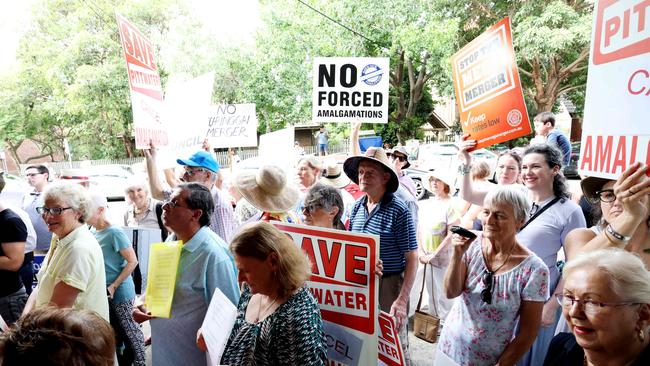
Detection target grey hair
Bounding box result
[483,185,531,223]
[124,178,150,194]
[43,183,94,223]
[304,183,345,230]
[298,156,323,171]
[563,249,650,304]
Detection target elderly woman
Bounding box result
[435,186,549,366]
[220,221,327,365]
[459,143,586,365]
[544,249,650,365]
[303,183,346,230]
[296,156,322,192]
[417,171,462,320]
[87,193,145,366]
[0,306,116,366]
[123,179,168,240]
[22,184,109,321]
[565,162,650,267]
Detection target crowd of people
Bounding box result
[0,111,649,366]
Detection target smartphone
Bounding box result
[450,225,477,240]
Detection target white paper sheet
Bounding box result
[201,288,238,366]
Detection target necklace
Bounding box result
[483,239,517,274]
[255,294,278,323]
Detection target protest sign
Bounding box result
[254,126,296,174]
[122,227,162,294]
[116,13,166,149]
[206,104,258,148]
[201,288,238,366]
[145,241,182,318]
[157,72,214,169]
[313,57,389,124]
[578,0,650,178]
[272,222,378,366]
[451,17,531,149]
[378,311,405,366]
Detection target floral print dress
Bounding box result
[436,237,549,366]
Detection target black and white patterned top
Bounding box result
[221,284,327,366]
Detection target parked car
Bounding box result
[412,142,498,176]
[404,168,429,200]
[58,165,134,201]
[0,172,30,207]
[564,142,581,179]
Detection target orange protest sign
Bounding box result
[451,17,531,149]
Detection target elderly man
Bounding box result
[343,147,417,364]
[145,145,237,243]
[144,183,239,366]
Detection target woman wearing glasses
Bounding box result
[564,163,650,268]
[435,186,549,366]
[545,249,650,365]
[22,183,109,322]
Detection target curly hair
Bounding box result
[43,183,94,223]
[304,183,345,230]
[0,307,115,366]
[230,221,311,299]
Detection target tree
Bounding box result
[437,0,593,113]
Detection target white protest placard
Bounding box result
[0,314,7,332]
[201,288,238,366]
[272,222,379,366]
[313,57,389,124]
[122,226,163,294]
[255,126,296,174]
[378,311,404,366]
[116,13,166,149]
[157,72,215,169]
[578,0,650,178]
[206,104,258,148]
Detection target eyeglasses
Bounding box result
[594,189,616,203]
[162,200,191,210]
[25,173,44,177]
[386,153,406,162]
[36,207,73,216]
[183,167,207,176]
[302,204,324,215]
[555,294,638,315]
[481,271,493,304]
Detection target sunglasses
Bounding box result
[481,271,493,304]
[387,153,407,162]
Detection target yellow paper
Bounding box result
[145,241,183,318]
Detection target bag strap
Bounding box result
[416,263,439,316]
[155,202,168,241]
[519,196,561,233]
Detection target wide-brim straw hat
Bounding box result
[343,147,399,193]
[424,170,456,193]
[320,159,351,189]
[234,165,300,213]
[580,176,613,203]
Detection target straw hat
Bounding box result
[343,147,399,193]
[580,176,613,203]
[424,170,456,193]
[320,159,351,189]
[234,165,300,213]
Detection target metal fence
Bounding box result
[19,141,352,176]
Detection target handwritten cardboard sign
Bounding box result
[579,0,650,178]
[313,57,389,124]
[206,104,258,148]
[451,17,531,149]
[272,222,379,366]
[116,13,166,149]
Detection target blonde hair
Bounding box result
[230,221,311,298]
[563,248,650,304]
[298,156,322,171]
[471,161,492,181]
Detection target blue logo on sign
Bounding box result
[361,64,383,86]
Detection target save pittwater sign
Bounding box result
[451,17,531,149]
[273,222,378,366]
[116,13,166,148]
[579,0,650,178]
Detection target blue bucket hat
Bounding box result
[176,151,219,173]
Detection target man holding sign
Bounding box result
[344,147,417,364]
[142,183,239,366]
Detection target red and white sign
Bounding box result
[116,13,166,149]
[272,222,378,366]
[378,311,404,366]
[451,17,531,149]
[579,0,650,178]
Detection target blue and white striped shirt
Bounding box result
[349,192,417,274]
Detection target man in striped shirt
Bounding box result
[344,147,417,364]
